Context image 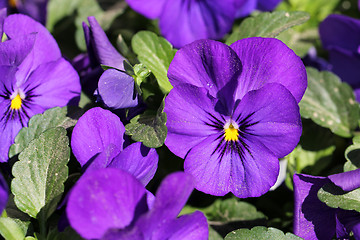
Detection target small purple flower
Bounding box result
[0,14,81,163]
[125,0,238,48]
[164,38,307,198]
[0,0,48,25]
[293,170,360,240]
[71,107,158,185]
[66,168,208,240]
[235,0,282,18]
[319,14,360,101]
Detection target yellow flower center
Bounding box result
[11,94,22,110]
[8,0,17,8]
[224,123,239,142]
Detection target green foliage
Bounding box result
[9,107,82,159]
[299,68,360,138]
[0,216,27,240]
[224,226,302,240]
[131,31,176,93]
[318,182,360,212]
[226,11,310,45]
[125,100,167,148]
[209,226,223,240]
[344,136,360,171]
[11,127,70,220]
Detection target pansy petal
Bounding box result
[152,211,208,240]
[0,8,6,37]
[83,144,119,173]
[102,226,143,240]
[336,209,360,239]
[17,0,48,25]
[0,173,8,213]
[256,0,282,11]
[184,134,232,196]
[125,0,166,19]
[293,174,336,240]
[319,14,360,53]
[235,0,256,18]
[328,168,360,192]
[230,37,307,103]
[67,168,146,240]
[4,14,61,67]
[98,69,138,109]
[232,83,302,158]
[108,142,158,186]
[87,16,125,70]
[168,39,242,111]
[165,84,223,158]
[71,107,125,167]
[135,172,195,236]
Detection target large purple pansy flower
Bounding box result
[0,0,48,25]
[164,38,307,198]
[0,14,81,163]
[71,107,158,185]
[294,169,360,240]
[125,0,238,48]
[319,14,360,101]
[67,168,208,240]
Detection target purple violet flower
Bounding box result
[0,14,81,163]
[71,107,158,185]
[319,14,360,102]
[293,170,360,240]
[66,168,208,240]
[164,38,307,198]
[235,0,282,18]
[0,0,48,25]
[125,0,238,48]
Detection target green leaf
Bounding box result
[209,226,223,240]
[47,227,84,240]
[0,217,26,240]
[46,0,81,31]
[344,136,360,171]
[11,127,70,220]
[225,11,310,45]
[299,68,360,138]
[318,182,360,213]
[9,107,82,158]
[224,226,302,240]
[131,31,176,93]
[125,100,167,148]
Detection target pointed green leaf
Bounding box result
[11,127,70,220]
[0,217,26,240]
[299,68,360,138]
[131,31,176,93]
[226,11,309,45]
[125,101,167,148]
[209,226,223,240]
[344,136,360,171]
[224,226,302,240]
[9,107,82,158]
[318,182,360,213]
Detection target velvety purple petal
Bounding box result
[67,168,146,240]
[293,174,336,240]
[22,58,80,108]
[0,173,8,214]
[135,172,195,237]
[168,39,242,113]
[256,0,282,11]
[320,14,360,53]
[328,168,360,192]
[184,134,232,196]
[83,144,119,173]
[82,22,97,69]
[102,226,144,240]
[152,211,209,240]
[87,16,125,70]
[0,8,6,37]
[159,0,236,48]
[326,47,360,88]
[0,33,36,67]
[71,107,125,167]
[125,0,166,19]
[0,2,6,9]
[108,142,158,186]
[235,0,256,18]
[98,69,138,109]
[355,88,360,103]
[336,209,360,239]
[164,84,223,158]
[4,14,61,67]
[232,83,302,158]
[230,37,307,103]
[17,0,49,25]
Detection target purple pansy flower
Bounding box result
[125,0,238,48]
[294,169,360,240]
[164,38,307,198]
[0,14,81,163]
[319,14,360,101]
[71,107,158,185]
[66,168,208,240]
[235,0,282,18]
[0,173,8,214]
[0,0,48,25]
